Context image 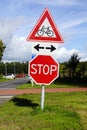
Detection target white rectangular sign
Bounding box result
[32,42,58,55]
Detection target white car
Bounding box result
[3,74,15,79]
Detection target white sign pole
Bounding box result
[41,84,45,110]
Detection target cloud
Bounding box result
[79,51,87,62]
[56,0,82,6]
[59,17,87,45]
[2,37,87,63]
[0,17,24,43]
[3,36,31,62]
[61,17,87,29]
[56,47,87,62]
[0,0,87,63]
[6,0,83,10]
[22,0,82,6]
[56,47,78,62]
[0,16,32,62]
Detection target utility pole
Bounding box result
[5,63,7,75]
[14,62,15,75]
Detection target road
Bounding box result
[0,77,29,105]
[0,77,29,90]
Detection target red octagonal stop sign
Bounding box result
[28,55,59,85]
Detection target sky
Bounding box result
[0,0,87,63]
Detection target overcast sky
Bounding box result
[0,0,87,62]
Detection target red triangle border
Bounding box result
[26,8,64,43]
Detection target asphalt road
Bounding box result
[0,77,29,105]
[0,77,29,90]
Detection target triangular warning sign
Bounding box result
[26,8,64,43]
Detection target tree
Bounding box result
[79,62,87,78]
[67,53,81,77]
[0,39,6,62]
[60,63,69,78]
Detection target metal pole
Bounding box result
[5,63,7,75]
[14,62,15,75]
[41,85,45,110]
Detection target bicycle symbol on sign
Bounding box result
[37,25,54,37]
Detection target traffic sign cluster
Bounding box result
[26,8,64,85]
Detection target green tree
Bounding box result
[79,62,87,78]
[60,63,69,78]
[23,62,28,74]
[67,53,81,77]
[0,39,6,62]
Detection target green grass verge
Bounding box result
[17,77,87,89]
[16,82,81,89]
[0,78,11,82]
[0,92,87,130]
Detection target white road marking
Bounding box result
[0,96,13,99]
[0,88,15,90]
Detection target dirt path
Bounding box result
[0,87,87,95]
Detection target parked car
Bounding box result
[15,74,25,78]
[3,74,15,79]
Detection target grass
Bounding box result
[16,82,84,89]
[0,92,87,130]
[0,78,11,82]
[17,77,87,89]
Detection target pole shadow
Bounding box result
[11,97,39,109]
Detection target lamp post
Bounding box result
[14,62,15,75]
[5,63,7,75]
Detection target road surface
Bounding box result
[0,77,29,105]
[0,77,29,90]
[0,78,87,105]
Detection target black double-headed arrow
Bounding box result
[34,44,56,52]
[34,44,44,51]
